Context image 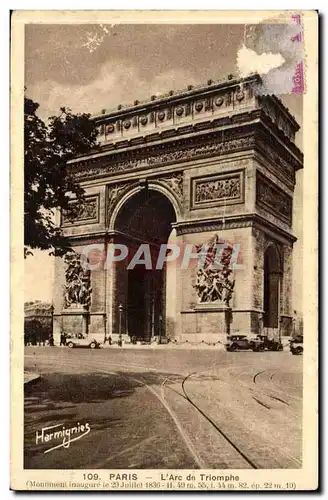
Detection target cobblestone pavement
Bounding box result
[24,346,302,469]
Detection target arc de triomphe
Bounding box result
[53,73,303,345]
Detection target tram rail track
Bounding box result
[178,371,302,469]
[179,373,258,469]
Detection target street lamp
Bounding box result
[259,314,264,336]
[293,310,297,337]
[279,316,283,344]
[158,314,163,344]
[118,304,123,347]
[103,313,107,344]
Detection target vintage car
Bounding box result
[251,335,284,352]
[65,333,101,349]
[225,334,256,351]
[290,334,303,355]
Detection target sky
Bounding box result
[24,22,303,311]
[25,23,303,124]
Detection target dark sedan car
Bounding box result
[290,334,303,355]
[252,335,284,352]
[225,334,255,351]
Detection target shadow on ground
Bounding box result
[24,370,193,470]
[24,370,182,405]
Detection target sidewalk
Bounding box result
[24,371,41,385]
[102,341,226,349]
[102,337,292,350]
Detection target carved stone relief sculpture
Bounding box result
[62,196,98,224]
[193,234,235,306]
[64,253,92,309]
[107,184,127,223]
[256,173,292,223]
[195,175,241,203]
[160,173,183,201]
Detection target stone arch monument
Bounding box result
[53,73,303,345]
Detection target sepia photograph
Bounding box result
[11,10,318,491]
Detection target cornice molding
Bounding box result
[173,213,296,243]
[68,231,109,244]
[256,112,303,168]
[65,213,296,246]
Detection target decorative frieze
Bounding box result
[72,134,255,181]
[62,195,99,225]
[97,78,259,144]
[256,173,293,224]
[191,170,244,209]
[147,136,254,167]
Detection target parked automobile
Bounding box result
[251,335,284,352]
[65,333,101,349]
[290,334,303,355]
[225,334,256,351]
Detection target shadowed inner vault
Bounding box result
[114,189,176,340]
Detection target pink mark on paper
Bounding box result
[291,14,305,94]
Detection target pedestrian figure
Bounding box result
[60,332,66,346]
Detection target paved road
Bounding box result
[24,346,302,470]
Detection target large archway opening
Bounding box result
[114,188,176,341]
[263,244,282,335]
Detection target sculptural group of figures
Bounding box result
[63,198,97,224]
[193,233,235,306]
[64,254,92,308]
[194,266,235,305]
[195,177,240,203]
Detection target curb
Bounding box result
[101,342,226,350]
[24,372,41,386]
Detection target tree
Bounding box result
[24,96,99,257]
